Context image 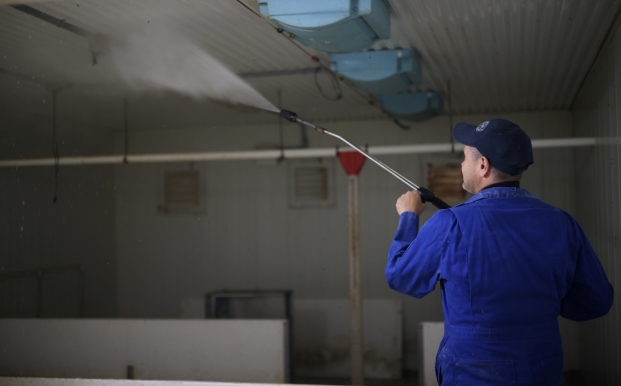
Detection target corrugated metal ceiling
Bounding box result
[380,0,621,113]
[0,0,619,129]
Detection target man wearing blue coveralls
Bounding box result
[386,118,613,385]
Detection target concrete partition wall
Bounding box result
[418,322,443,386]
[0,319,288,383]
[0,379,297,386]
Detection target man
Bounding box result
[386,118,613,385]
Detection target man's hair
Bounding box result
[470,147,522,181]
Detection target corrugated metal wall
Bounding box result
[573,23,621,386]
[114,110,578,372]
[0,162,117,318]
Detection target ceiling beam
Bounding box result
[0,0,60,4]
[10,4,92,38]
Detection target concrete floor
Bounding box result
[295,370,587,386]
[563,371,588,386]
[294,376,419,386]
[0,372,587,386]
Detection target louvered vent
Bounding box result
[289,163,335,208]
[427,162,465,201]
[165,170,199,205]
[295,167,328,200]
[158,169,203,214]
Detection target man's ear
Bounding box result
[479,156,492,177]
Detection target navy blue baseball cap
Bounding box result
[453,118,534,176]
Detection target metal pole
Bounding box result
[78,266,85,317]
[348,174,364,385]
[447,80,455,153]
[36,270,43,318]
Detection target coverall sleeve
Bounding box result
[385,210,456,298]
[560,221,614,321]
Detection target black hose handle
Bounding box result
[280,109,298,122]
[417,186,452,209]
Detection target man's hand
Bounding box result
[396,190,426,216]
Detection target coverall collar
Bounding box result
[455,186,535,207]
[481,181,520,190]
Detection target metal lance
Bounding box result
[278,109,451,210]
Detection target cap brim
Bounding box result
[452,122,479,146]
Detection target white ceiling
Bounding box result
[0,0,620,130]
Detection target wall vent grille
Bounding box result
[158,169,203,214]
[165,170,199,205]
[289,162,335,208]
[295,166,328,201]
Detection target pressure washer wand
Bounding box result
[279,110,451,209]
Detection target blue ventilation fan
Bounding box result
[378,92,443,122]
[258,0,390,53]
[330,49,421,94]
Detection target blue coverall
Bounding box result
[386,187,613,385]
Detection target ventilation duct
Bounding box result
[377,91,443,122]
[258,0,390,53]
[330,49,421,94]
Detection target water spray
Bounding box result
[279,110,451,209]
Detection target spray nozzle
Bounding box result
[279,109,298,122]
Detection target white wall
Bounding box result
[573,22,621,386]
[113,110,580,372]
